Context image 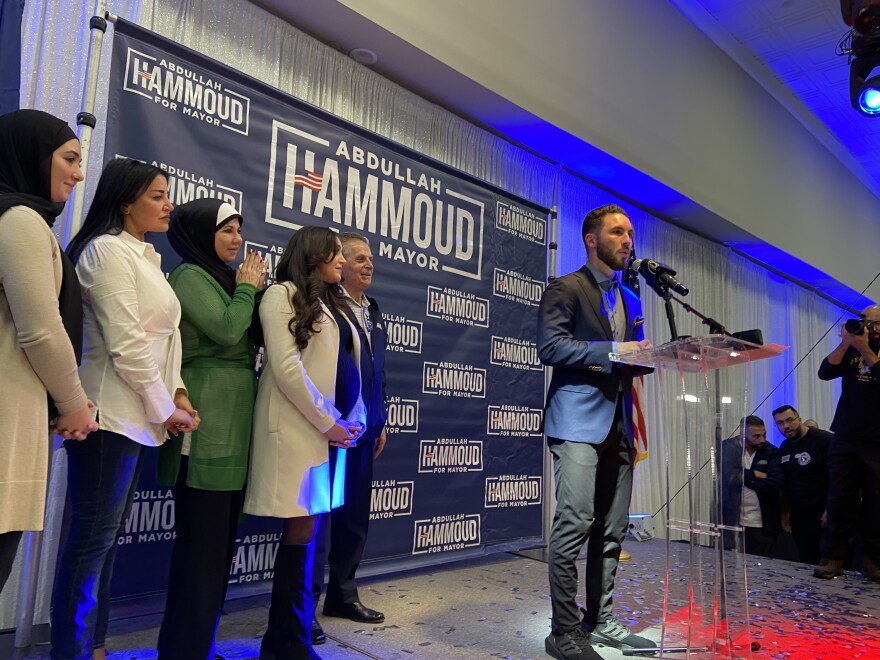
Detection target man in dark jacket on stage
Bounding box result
[538,204,654,660]
[721,415,783,558]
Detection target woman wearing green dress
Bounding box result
[156,198,266,660]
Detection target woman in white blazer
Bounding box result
[245,226,365,660]
[51,159,197,660]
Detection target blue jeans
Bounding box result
[50,430,145,660]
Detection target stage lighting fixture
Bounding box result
[849,52,880,115]
[855,1,880,36]
[842,0,880,35]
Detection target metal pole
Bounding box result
[63,3,109,247]
[15,2,108,648]
[541,205,558,553]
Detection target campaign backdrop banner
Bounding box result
[104,19,549,601]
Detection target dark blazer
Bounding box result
[720,438,783,535]
[537,265,651,444]
[360,295,387,442]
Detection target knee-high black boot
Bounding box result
[260,543,320,660]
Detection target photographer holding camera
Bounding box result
[814,305,880,581]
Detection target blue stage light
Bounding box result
[859,85,880,114]
[849,54,880,116]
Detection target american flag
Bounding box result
[622,248,648,464]
[292,170,323,192]
[137,69,152,81]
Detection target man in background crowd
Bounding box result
[815,305,880,582]
[772,405,832,565]
[721,416,782,558]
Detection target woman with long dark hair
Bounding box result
[245,226,365,660]
[0,109,97,594]
[156,198,265,659]
[51,158,197,660]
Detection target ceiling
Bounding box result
[251,0,876,309]
[674,0,880,200]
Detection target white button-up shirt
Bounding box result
[77,231,184,446]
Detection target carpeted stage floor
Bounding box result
[4,539,879,659]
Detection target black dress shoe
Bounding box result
[322,600,385,623]
[311,618,326,645]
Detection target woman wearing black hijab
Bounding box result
[0,109,97,592]
[156,198,265,659]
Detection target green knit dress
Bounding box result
[158,264,258,490]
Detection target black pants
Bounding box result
[821,437,880,562]
[789,505,823,565]
[0,530,23,596]
[157,457,242,660]
[743,526,776,558]
[313,439,375,608]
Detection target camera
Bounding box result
[845,318,874,334]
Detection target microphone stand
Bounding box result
[654,283,679,341]
[669,294,731,338]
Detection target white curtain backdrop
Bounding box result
[4,0,846,628]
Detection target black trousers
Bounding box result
[313,439,375,608]
[789,505,823,565]
[821,437,880,562]
[0,530,23,596]
[743,526,776,559]
[157,457,242,660]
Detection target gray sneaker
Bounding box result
[586,618,654,649]
[545,627,602,660]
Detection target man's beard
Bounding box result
[597,240,627,271]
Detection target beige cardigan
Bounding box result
[0,206,88,533]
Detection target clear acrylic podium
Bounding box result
[618,335,785,658]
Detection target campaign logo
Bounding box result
[115,154,243,210]
[412,513,481,555]
[423,361,487,398]
[121,489,175,544]
[493,268,544,307]
[385,397,419,434]
[496,201,546,246]
[487,405,543,437]
[484,475,542,508]
[124,47,250,135]
[370,480,414,520]
[230,533,281,584]
[265,120,485,280]
[426,285,489,328]
[243,240,285,285]
[490,336,543,371]
[383,314,423,353]
[418,438,484,474]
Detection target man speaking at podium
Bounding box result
[538,204,654,660]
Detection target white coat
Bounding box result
[244,282,365,518]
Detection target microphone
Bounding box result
[630,258,690,297]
